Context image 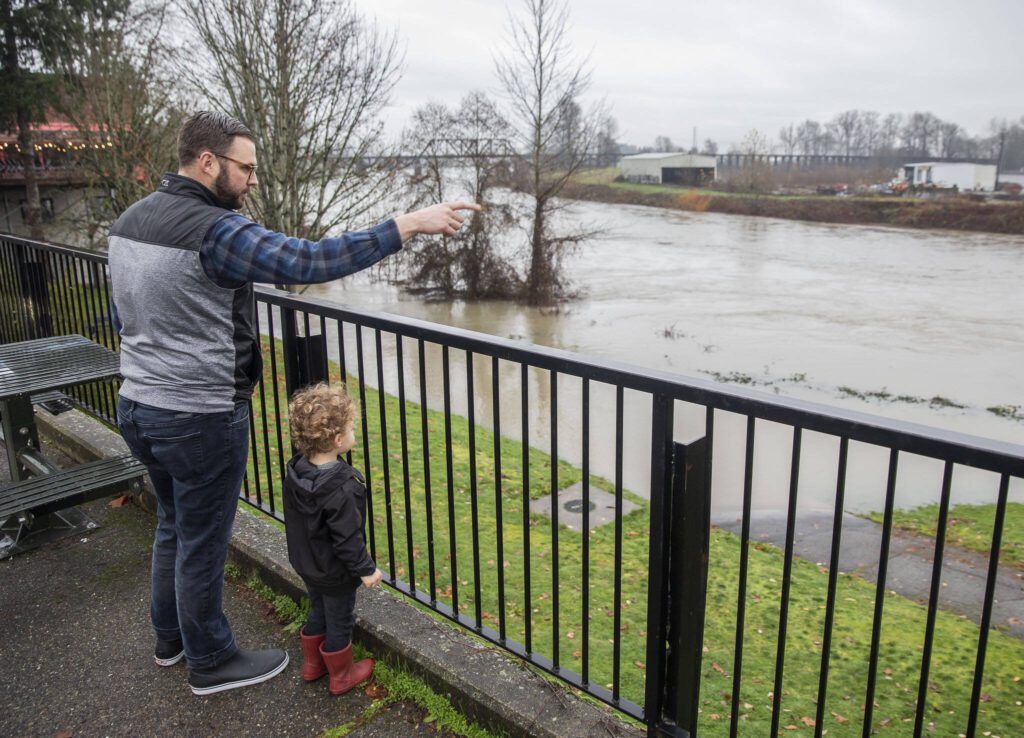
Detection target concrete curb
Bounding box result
[39,408,643,738]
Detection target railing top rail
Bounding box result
[0,232,108,265]
[257,286,1024,478]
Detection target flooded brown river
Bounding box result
[298,201,1023,515]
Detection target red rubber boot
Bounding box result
[319,642,374,695]
[299,627,327,681]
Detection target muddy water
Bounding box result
[299,202,1024,515]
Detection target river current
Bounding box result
[302,201,1024,514]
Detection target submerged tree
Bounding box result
[180,0,402,238]
[399,92,518,299]
[496,0,603,304]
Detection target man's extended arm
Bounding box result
[200,202,480,287]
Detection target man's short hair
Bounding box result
[177,111,254,167]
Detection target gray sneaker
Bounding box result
[188,648,289,695]
[154,638,184,667]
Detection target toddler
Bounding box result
[283,383,383,695]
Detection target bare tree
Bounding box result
[54,0,183,245]
[496,0,602,304]
[937,121,963,159]
[827,110,860,157]
[901,111,940,158]
[594,114,619,166]
[796,119,831,155]
[879,112,903,154]
[179,0,402,239]
[702,138,718,155]
[778,123,798,156]
[653,134,675,153]
[858,111,880,156]
[398,93,518,299]
[735,128,772,192]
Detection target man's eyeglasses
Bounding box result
[214,153,258,178]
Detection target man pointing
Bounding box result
[108,110,478,695]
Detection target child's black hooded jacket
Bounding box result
[283,454,377,594]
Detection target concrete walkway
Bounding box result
[0,411,641,738]
[713,510,1024,639]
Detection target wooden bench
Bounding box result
[0,453,146,525]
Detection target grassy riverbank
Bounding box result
[246,341,1024,736]
[562,169,1024,235]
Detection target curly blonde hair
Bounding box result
[288,383,358,457]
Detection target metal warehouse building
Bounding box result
[619,153,717,186]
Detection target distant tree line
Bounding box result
[775,110,1024,169]
[644,112,1024,172]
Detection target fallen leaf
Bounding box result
[1008,617,1022,626]
[108,495,131,508]
[800,716,816,726]
[572,650,582,658]
[712,662,726,675]
[708,713,721,720]
[364,682,388,699]
[634,660,646,670]
[53,732,73,738]
[832,712,849,724]
[980,693,993,703]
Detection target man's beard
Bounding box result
[212,167,247,210]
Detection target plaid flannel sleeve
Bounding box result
[200,213,402,287]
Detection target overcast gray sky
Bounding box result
[370,0,1023,150]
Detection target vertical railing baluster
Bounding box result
[966,474,1011,737]
[521,362,532,654]
[770,426,803,737]
[442,346,459,614]
[613,384,624,700]
[550,370,559,670]
[375,329,396,580]
[355,324,376,557]
[581,377,590,686]
[862,449,899,737]
[642,392,674,727]
[467,351,482,628]
[338,321,353,466]
[245,397,262,507]
[266,307,287,516]
[253,306,274,511]
[814,436,850,738]
[913,461,954,738]
[493,356,506,642]
[418,339,437,602]
[396,335,416,592]
[730,415,756,737]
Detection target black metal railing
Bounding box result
[2,232,1022,738]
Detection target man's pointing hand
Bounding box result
[396,202,483,242]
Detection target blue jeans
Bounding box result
[117,396,250,669]
[303,582,357,652]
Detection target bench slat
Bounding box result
[0,455,146,520]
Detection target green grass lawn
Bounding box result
[243,337,1024,737]
[865,503,1024,571]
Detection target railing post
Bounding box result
[645,404,711,737]
[644,393,677,736]
[279,307,327,398]
[665,437,711,735]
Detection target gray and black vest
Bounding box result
[108,173,262,413]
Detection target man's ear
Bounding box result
[196,150,218,175]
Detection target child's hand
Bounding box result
[361,568,383,589]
